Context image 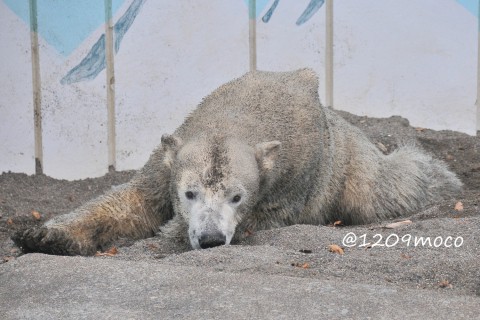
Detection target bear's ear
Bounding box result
[161,134,183,168]
[255,141,281,171]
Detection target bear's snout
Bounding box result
[198,232,226,249]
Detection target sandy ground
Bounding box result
[1,110,479,318]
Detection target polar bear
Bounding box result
[13,69,462,255]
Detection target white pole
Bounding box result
[249,0,257,71]
[325,0,334,108]
[29,0,43,174]
[476,0,480,133]
[105,0,116,170]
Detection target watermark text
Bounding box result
[342,232,464,248]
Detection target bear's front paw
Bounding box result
[12,226,97,256]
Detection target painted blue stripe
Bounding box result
[61,0,145,85]
[296,0,325,26]
[114,0,146,52]
[60,35,106,85]
[262,0,280,23]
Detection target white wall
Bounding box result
[0,0,478,180]
[40,32,109,179]
[0,1,35,175]
[334,0,477,133]
[115,0,249,171]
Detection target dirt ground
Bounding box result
[1,110,479,298]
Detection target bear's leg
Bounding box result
[338,144,462,224]
[12,176,173,256]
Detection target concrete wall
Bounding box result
[1,0,478,180]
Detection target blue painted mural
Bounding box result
[295,0,325,26]
[63,0,324,85]
[2,0,144,85]
[257,0,325,25]
[258,0,478,24]
[2,0,477,85]
[261,0,279,23]
[61,0,145,85]
[3,0,126,56]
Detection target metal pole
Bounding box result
[105,0,116,171]
[325,0,334,108]
[249,0,257,71]
[29,0,43,174]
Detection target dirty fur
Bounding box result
[12,69,462,255]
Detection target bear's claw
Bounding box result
[12,227,95,256]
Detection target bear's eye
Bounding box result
[185,191,196,200]
[232,195,242,203]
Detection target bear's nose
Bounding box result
[198,232,226,249]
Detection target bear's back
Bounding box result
[175,69,327,173]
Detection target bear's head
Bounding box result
[161,134,280,249]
